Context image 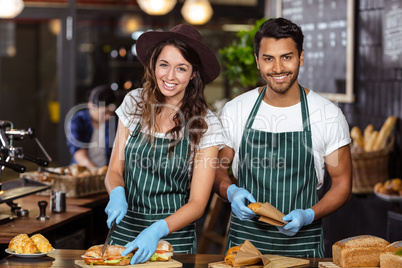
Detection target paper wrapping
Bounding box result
[231,240,270,267]
[254,202,288,226]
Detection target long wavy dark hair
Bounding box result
[131,38,209,155]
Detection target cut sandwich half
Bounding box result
[81,245,133,266]
[149,240,174,261]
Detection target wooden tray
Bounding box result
[75,259,182,267]
[208,254,309,267]
[318,262,379,268]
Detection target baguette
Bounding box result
[332,235,390,267]
[380,241,402,268]
[364,124,374,147]
[350,126,364,148]
[364,131,378,152]
[372,116,397,151]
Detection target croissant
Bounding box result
[30,234,53,253]
[8,234,39,254]
[8,234,30,253]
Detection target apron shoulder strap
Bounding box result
[244,86,267,129]
[299,84,311,132]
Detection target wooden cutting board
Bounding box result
[318,262,379,268]
[208,254,310,267]
[75,259,182,267]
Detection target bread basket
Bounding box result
[350,135,394,194]
[20,165,107,198]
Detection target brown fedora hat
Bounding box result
[136,24,221,84]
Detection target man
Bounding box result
[66,85,117,167]
[214,18,352,257]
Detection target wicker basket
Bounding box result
[351,136,394,194]
[21,171,106,198]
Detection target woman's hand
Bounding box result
[122,220,169,264]
[104,186,128,228]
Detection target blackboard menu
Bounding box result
[383,0,402,67]
[280,0,354,102]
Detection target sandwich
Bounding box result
[81,240,173,265]
[81,245,133,266]
[380,241,402,268]
[149,240,174,261]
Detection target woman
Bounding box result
[104,24,223,265]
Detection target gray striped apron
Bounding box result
[110,124,196,253]
[226,85,324,257]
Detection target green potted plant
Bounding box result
[218,18,266,96]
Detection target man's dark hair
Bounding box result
[254,17,304,58]
[88,85,116,107]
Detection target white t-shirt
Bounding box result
[219,87,351,189]
[116,88,224,151]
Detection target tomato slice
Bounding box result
[154,250,168,254]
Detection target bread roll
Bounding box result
[332,235,390,267]
[247,202,264,213]
[372,116,397,151]
[224,244,242,266]
[380,241,402,268]
[97,165,108,175]
[69,164,89,177]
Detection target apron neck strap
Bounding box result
[299,84,311,132]
[245,86,267,129]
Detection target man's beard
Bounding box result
[263,67,300,95]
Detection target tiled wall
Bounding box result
[340,0,402,177]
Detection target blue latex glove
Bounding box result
[227,184,257,221]
[276,208,315,236]
[122,219,169,264]
[104,186,128,228]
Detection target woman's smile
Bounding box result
[163,81,177,90]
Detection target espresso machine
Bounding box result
[0,120,52,223]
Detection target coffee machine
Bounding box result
[0,120,51,222]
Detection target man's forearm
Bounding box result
[213,168,232,200]
[311,178,351,220]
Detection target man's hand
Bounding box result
[227,184,256,221]
[104,186,128,228]
[276,208,315,236]
[122,220,169,264]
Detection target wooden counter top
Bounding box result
[0,249,332,267]
[0,193,108,244]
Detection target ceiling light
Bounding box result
[181,0,213,25]
[120,14,142,35]
[137,0,177,15]
[0,0,24,19]
[48,19,61,36]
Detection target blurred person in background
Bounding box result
[66,85,117,167]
